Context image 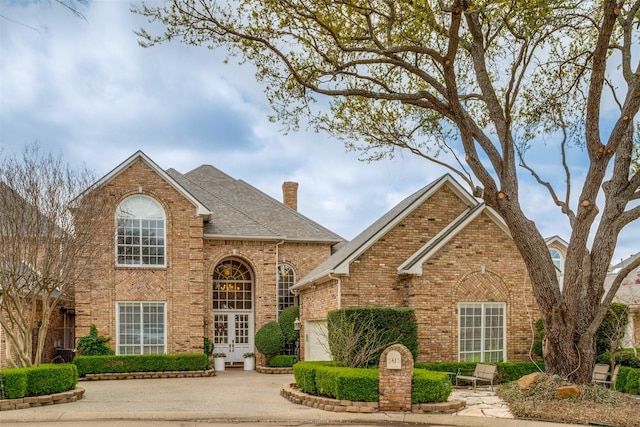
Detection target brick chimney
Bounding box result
[282,181,299,211]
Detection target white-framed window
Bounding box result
[277,263,297,315]
[117,302,166,355]
[549,248,564,289]
[116,195,166,267]
[213,259,253,310]
[458,302,505,362]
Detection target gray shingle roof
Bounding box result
[166,165,344,243]
[294,174,478,287]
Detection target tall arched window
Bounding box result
[116,195,166,266]
[278,263,297,314]
[549,248,564,290]
[213,259,253,310]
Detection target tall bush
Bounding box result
[327,307,418,367]
[279,305,300,344]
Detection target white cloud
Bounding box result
[1,1,637,261]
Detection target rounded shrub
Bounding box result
[255,321,283,357]
[279,306,300,344]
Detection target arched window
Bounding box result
[549,248,563,271]
[213,259,253,310]
[549,248,564,290]
[116,195,166,266]
[277,263,297,314]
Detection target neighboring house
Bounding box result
[0,184,74,368]
[605,253,640,348]
[74,151,343,366]
[545,235,568,291]
[293,174,541,363]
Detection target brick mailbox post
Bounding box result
[378,344,414,411]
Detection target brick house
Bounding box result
[292,174,541,363]
[73,151,343,367]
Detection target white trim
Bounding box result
[115,195,167,268]
[116,301,167,355]
[457,302,506,362]
[398,206,511,275]
[74,151,211,217]
[332,175,478,276]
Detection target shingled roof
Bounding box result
[94,151,344,244]
[293,174,511,290]
[168,164,344,243]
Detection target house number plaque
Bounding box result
[386,350,402,370]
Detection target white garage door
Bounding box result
[305,319,332,361]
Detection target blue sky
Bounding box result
[1,1,638,263]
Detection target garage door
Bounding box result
[305,319,332,361]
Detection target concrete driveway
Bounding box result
[0,369,580,427]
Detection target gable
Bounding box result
[294,174,487,289]
[75,151,210,217]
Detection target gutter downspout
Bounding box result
[275,239,285,318]
[328,272,341,309]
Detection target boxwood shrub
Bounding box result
[596,349,640,368]
[26,364,78,396]
[617,366,640,394]
[0,364,77,399]
[293,361,335,395]
[412,369,451,403]
[414,361,544,384]
[316,366,379,402]
[0,368,28,399]
[268,355,297,367]
[328,307,418,367]
[73,353,208,376]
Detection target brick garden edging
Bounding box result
[280,383,466,414]
[0,387,85,411]
[79,369,215,381]
[256,366,293,374]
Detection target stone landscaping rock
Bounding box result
[555,385,580,399]
[517,372,545,391]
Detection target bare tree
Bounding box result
[0,144,104,367]
[134,0,640,383]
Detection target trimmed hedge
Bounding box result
[596,348,640,368]
[293,361,335,395]
[293,361,450,403]
[73,353,208,376]
[328,307,418,367]
[414,361,545,384]
[617,366,640,394]
[412,369,451,403]
[0,364,78,399]
[268,354,297,367]
[0,368,28,399]
[317,366,379,402]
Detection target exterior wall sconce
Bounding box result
[293,317,301,331]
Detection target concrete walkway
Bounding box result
[0,369,578,426]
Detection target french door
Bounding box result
[214,312,253,363]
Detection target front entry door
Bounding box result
[214,312,253,363]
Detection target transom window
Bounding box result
[458,302,505,363]
[117,302,166,355]
[116,195,166,266]
[278,263,297,314]
[213,259,253,310]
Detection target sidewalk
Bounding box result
[0,369,578,426]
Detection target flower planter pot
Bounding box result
[214,357,226,371]
[243,357,255,371]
